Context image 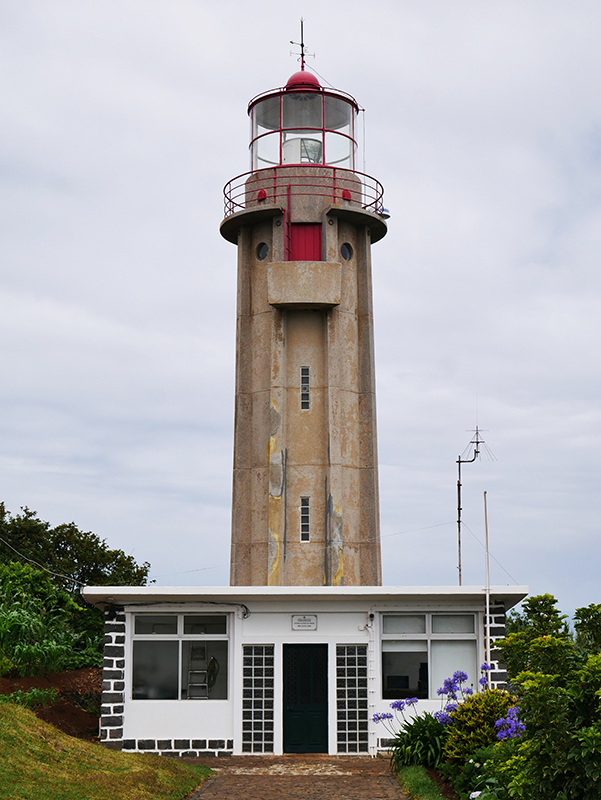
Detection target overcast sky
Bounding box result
[1,0,600,617]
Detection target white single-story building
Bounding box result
[82,584,527,757]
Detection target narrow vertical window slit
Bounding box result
[300,366,310,410]
[300,497,310,542]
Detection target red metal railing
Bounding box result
[222,166,385,218]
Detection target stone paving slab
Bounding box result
[184,755,408,799]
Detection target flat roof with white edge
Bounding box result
[82,585,528,610]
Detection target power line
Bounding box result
[380,522,454,540]
[461,521,520,586]
[148,523,456,581]
[0,533,83,588]
[149,565,224,581]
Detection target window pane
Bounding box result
[324,132,352,168]
[132,641,178,699]
[431,640,477,696]
[382,642,428,699]
[181,640,228,700]
[324,95,352,132]
[184,615,227,635]
[253,131,280,168]
[253,95,280,132]
[134,615,177,635]
[283,93,322,129]
[432,615,475,634]
[282,132,323,164]
[383,615,426,634]
[382,641,428,652]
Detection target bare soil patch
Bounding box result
[0,667,102,741]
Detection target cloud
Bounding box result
[0,0,599,616]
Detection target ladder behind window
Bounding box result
[187,643,208,699]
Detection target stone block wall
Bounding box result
[486,601,508,689]
[122,738,234,757]
[100,605,126,749]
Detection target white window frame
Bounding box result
[131,612,230,701]
[380,612,478,700]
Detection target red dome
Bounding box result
[285,70,321,90]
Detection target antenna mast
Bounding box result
[456,425,483,586]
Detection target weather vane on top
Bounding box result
[290,18,314,70]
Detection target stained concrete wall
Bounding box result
[227,168,384,587]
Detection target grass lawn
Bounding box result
[397,766,446,800]
[0,702,212,800]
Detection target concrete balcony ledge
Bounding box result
[220,204,283,244]
[325,204,387,244]
[219,203,388,245]
[268,261,341,308]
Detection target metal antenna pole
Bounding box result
[457,458,462,585]
[456,425,482,586]
[484,490,491,685]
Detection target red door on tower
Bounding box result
[289,223,322,260]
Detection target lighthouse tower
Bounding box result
[220,61,387,587]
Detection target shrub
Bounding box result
[0,562,102,676]
[503,654,601,799]
[494,594,572,679]
[451,744,502,799]
[447,598,601,800]
[574,603,601,656]
[443,689,517,765]
[389,711,448,770]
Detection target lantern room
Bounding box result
[249,69,359,171]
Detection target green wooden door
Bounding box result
[283,644,328,753]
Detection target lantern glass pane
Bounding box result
[324,132,353,168]
[324,95,352,132]
[283,93,322,129]
[253,95,281,133]
[253,131,280,168]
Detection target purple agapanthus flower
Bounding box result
[389,699,405,712]
[438,677,459,699]
[372,712,394,723]
[480,662,492,671]
[434,710,453,725]
[495,706,525,740]
[479,676,488,687]
[453,670,469,684]
[404,697,419,707]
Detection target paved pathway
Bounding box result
[185,754,408,800]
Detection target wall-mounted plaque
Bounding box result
[291,614,318,631]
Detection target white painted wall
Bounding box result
[106,588,521,754]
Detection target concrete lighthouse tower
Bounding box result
[220,54,387,588]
